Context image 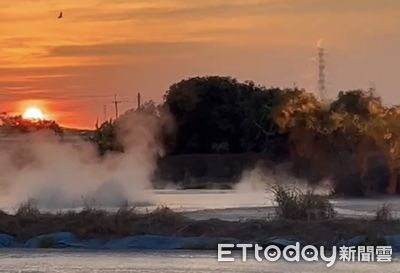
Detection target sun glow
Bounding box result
[22,107,44,120]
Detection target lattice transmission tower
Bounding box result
[317,45,327,103]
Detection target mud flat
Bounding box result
[1,249,399,273]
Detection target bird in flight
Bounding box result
[58,11,63,19]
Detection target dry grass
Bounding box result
[375,203,393,222]
[0,201,187,240]
[1,196,400,249]
[0,200,400,247]
[15,198,41,219]
[115,202,137,223]
[272,185,335,221]
[148,206,185,226]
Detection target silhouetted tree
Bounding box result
[0,115,63,134]
[164,76,288,156]
[91,75,400,196]
[91,120,122,155]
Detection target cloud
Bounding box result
[45,41,209,58]
[1,0,398,24]
[56,0,400,23]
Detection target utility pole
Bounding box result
[369,81,377,94]
[137,92,141,110]
[112,94,123,120]
[103,105,107,122]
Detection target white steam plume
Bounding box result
[0,110,170,210]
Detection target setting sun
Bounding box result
[22,107,44,120]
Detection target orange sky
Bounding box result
[0,0,399,128]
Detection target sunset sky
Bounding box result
[0,0,399,128]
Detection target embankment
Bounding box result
[1,207,400,250]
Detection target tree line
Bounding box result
[91,76,400,195]
[2,76,400,195]
[159,76,400,195]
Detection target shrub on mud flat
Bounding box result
[75,208,113,237]
[375,203,393,221]
[115,202,137,224]
[148,206,185,226]
[272,185,335,221]
[16,199,41,219]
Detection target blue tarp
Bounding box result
[25,232,80,248]
[336,235,366,247]
[95,235,237,250]
[21,232,236,250]
[0,234,16,247]
[180,236,238,249]
[384,235,400,252]
[5,232,400,251]
[267,237,299,248]
[104,235,185,249]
